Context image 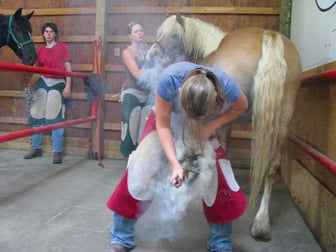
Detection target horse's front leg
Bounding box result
[251,152,281,240]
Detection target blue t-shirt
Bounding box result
[156,61,241,113]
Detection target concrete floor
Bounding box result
[0,149,322,252]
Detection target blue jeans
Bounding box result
[31,125,64,152]
[110,213,232,251]
[110,213,136,249]
[207,222,232,251]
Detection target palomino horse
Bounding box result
[0,8,36,65]
[146,14,302,240]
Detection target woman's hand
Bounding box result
[62,85,71,99]
[170,164,184,188]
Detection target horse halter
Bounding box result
[6,14,33,51]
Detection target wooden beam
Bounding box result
[32,35,154,48]
[105,64,124,72]
[1,6,280,16]
[104,122,121,131]
[0,90,25,97]
[107,35,156,43]
[108,6,280,15]
[230,130,252,139]
[105,93,120,102]
[70,92,89,100]
[1,8,97,16]
[3,6,279,16]
[72,64,94,72]
[0,117,27,124]
[33,36,95,43]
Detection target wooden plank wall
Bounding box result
[0,1,102,157]
[282,61,336,252]
[0,0,283,166]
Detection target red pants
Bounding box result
[106,111,247,223]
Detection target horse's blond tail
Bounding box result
[249,31,287,208]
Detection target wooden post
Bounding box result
[91,0,108,162]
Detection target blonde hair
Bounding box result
[179,68,225,150]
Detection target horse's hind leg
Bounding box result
[251,77,300,240]
[251,151,281,240]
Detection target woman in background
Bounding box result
[24,22,72,164]
[120,21,172,158]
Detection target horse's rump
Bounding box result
[202,28,265,96]
[201,28,301,207]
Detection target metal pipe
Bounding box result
[0,61,97,144]
[0,51,103,166]
[0,61,89,78]
[90,98,98,117]
[0,116,96,143]
[97,97,103,167]
[301,69,336,84]
[291,69,336,175]
[288,133,336,176]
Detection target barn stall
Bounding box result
[0,1,335,251]
[0,0,284,162]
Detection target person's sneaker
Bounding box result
[110,243,133,252]
[53,152,63,164]
[24,149,42,159]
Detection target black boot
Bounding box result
[24,149,42,159]
[53,152,63,164]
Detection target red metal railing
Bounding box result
[287,133,336,175]
[301,69,336,84]
[288,68,336,176]
[0,98,97,142]
[0,57,103,166]
[0,61,89,78]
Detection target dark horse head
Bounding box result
[0,8,37,65]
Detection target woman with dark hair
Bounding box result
[107,61,248,252]
[23,22,72,164]
[120,21,171,158]
[120,21,149,158]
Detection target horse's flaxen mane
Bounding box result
[182,16,226,61]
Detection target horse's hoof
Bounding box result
[251,228,272,241]
[251,233,271,241]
